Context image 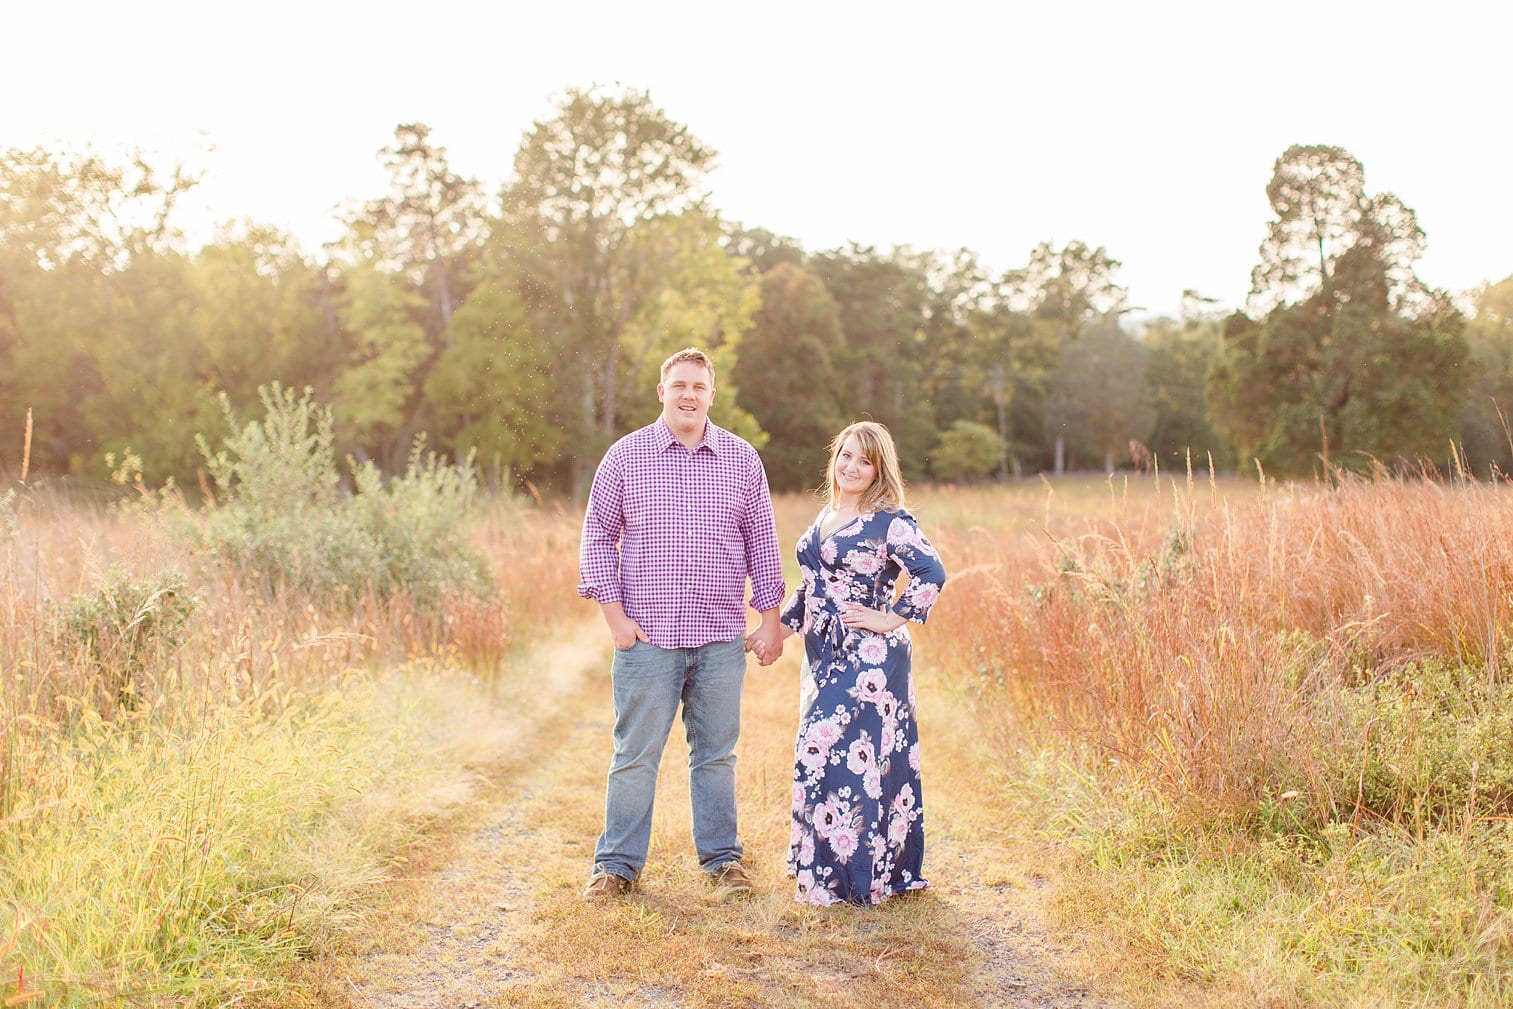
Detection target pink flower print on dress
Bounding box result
[798,831,816,866]
[906,581,941,610]
[852,667,887,702]
[880,720,897,757]
[863,768,882,799]
[870,878,886,903]
[820,539,838,565]
[799,718,843,773]
[846,548,884,576]
[830,826,860,861]
[845,736,876,775]
[869,832,887,863]
[887,811,909,846]
[887,518,913,545]
[909,743,921,773]
[813,798,845,839]
[875,691,899,722]
[797,868,816,897]
[857,635,888,665]
[894,783,918,814]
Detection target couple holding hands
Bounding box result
[577,348,948,907]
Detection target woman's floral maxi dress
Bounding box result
[779,508,947,906]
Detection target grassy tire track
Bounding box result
[302,626,1127,1009]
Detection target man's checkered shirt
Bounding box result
[578,418,787,649]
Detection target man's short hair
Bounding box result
[659,347,716,384]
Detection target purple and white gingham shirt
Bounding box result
[578,418,787,649]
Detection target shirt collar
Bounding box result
[655,416,724,455]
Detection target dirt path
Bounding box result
[306,626,1124,1009]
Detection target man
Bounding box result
[578,347,787,900]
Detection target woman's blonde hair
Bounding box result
[824,421,907,514]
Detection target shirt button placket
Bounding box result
[684,454,696,592]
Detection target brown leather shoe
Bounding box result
[710,861,754,899]
[583,871,631,900]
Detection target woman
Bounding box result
[778,421,948,906]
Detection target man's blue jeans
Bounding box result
[593,638,746,881]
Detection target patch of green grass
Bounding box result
[1015,748,1512,1009]
[0,672,461,1005]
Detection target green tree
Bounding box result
[334,263,430,463]
[810,246,938,478]
[1211,248,1468,473]
[191,225,332,406]
[1455,276,1513,475]
[611,211,763,445]
[500,86,716,496]
[1046,321,1155,472]
[723,223,807,276]
[1248,144,1427,317]
[1002,241,1129,472]
[0,146,199,476]
[340,123,486,336]
[424,278,562,481]
[1214,146,1468,474]
[731,262,848,490]
[1142,313,1227,470]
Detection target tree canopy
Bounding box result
[0,114,1497,492]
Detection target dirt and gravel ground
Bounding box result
[302,627,1128,1009]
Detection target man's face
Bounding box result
[658,362,716,433]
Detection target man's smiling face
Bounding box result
[658,361,716,438]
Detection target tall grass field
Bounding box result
[2,433,1509,1005]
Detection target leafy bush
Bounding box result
[55,568,198,704]
[196,384,490,605]
[929,420,1003,481]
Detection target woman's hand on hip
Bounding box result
[838,602,905,634]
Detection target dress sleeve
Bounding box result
[885,512,947,624]
[780,573,806,633]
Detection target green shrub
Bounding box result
[929,420,1003,481]
[196,384,490,605]
[55,568,198,705]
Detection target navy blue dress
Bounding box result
[779,508,947,905]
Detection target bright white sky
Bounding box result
[5,0,1509,319]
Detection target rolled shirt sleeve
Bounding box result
[577,447,626,604]
[741,455,787,613]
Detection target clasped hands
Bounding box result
[744,622,787,667]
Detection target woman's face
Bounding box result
[833,434,877,500]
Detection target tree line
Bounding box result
[2,86,1510,495]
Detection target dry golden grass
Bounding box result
[0,485,579,1005]
[912,471,1513,1008]
[6,469,1509,1008]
